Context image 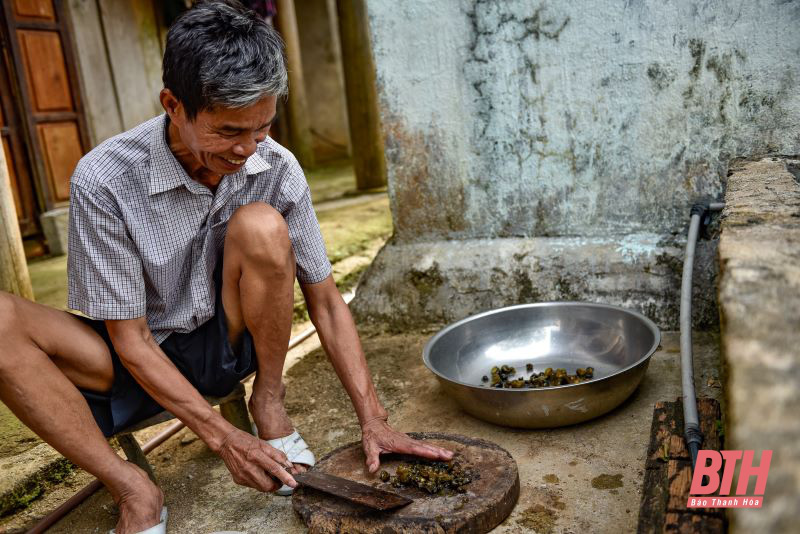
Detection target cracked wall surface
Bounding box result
[717,157,800,534]
[355,0,800,329]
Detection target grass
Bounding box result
[27,255,67,310]
[317,197,392,263]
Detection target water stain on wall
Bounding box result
[382,115,468,241]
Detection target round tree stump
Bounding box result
[292,432,519,533]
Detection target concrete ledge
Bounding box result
[718,156,800,534]
[352,233,719,331]
[0,443,71,517]
[40,207,69,257]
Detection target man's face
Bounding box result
[161,90,277,176]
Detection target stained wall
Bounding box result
[354,0,800,329]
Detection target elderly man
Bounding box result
[0,1,451,532]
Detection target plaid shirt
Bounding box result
[67,114,331,343]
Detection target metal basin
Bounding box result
[422,302,660,428]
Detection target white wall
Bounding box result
[367,0,800,241]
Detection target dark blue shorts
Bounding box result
[76,274,257,437]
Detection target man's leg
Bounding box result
[0,292,163,533]
[220,203,306,470]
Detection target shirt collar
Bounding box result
[244,150,270,175]
[148,114,271,196]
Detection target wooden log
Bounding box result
[336,0,387,190]
[276,0,316,169]
[0,143,34,299]
[637,398,726,534]
[294,432,519,533]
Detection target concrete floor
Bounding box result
[32,328,722,534]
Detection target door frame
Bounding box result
[0,23,37,235]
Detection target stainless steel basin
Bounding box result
[422,302,660,428]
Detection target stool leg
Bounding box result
[220,396,253,434]
[117,433,157,483]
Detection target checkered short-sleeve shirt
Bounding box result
[67,114,331,343]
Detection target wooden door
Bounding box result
[0,34,37,236]
[1,0,88,217]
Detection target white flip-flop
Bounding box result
[109,506,167,534]
[252,424,315,496]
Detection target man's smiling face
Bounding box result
[160,89,277,178]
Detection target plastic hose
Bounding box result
[681,201,724,469]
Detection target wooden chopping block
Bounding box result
[292,432,520,534]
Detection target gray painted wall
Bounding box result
[353,0,800,329]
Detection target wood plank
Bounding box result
[12,0,55,20]
[37,121,82,201]
[98,0,163,129]
[296,0,351,161]
[63,0,123,146]
[637,398,726,534]
[130,0,164,85]
[336,0,387,190]
[21,110,80,123]
[17,29,73,112]
[664,513,725,533]
[276,0,315,168]
[666,459,694,511]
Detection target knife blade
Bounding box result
[293,471,413,510]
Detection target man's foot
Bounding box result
[248,383,310,475]
[111,465,165,534]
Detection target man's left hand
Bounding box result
[361,418,454,473]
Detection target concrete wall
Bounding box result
[718,157,800,533]
[353,0,800,330]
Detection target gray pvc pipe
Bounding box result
[681,213,702,465]
[681,202,724,468]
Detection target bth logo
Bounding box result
[687,450,772,508]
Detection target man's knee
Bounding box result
[226,202,292,265]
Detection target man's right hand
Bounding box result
[216,428,298,492]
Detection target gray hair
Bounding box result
[162,0,287,119]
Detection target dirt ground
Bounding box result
[9,328,723,534]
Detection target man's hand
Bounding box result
[361,418,454,473]
[216,428,298,492]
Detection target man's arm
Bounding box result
[301,276,453,471]
[105,318,297,491]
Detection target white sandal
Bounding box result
[252,424,316,496]
[109,506,167,534]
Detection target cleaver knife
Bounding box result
[293,471,413,510]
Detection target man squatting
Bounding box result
[0,2,452,532]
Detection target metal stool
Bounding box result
[113,382,252,481]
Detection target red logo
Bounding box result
[687,450,771,508]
